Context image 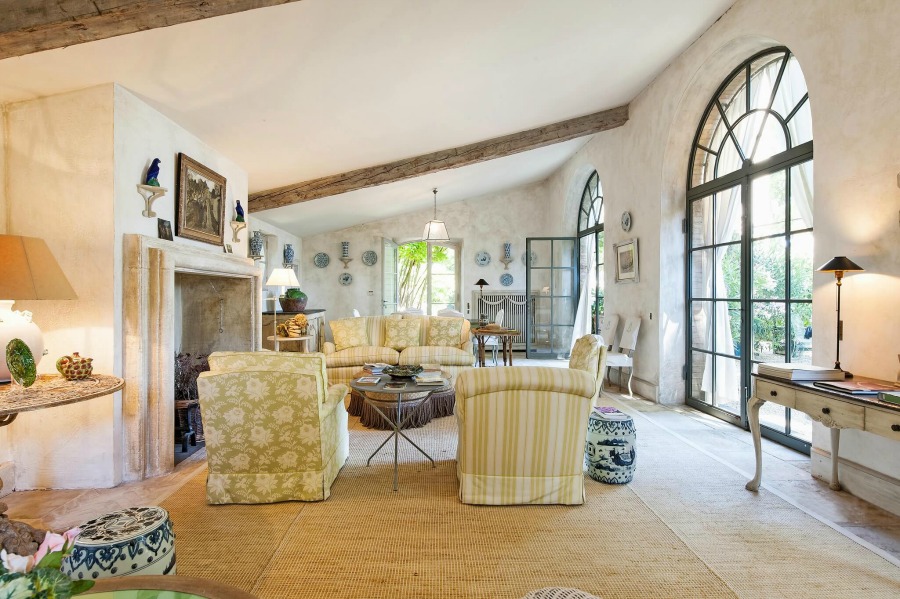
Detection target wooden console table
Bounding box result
[746,374,900,492]
[0,374,125,427]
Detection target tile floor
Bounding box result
[3,355,898,560]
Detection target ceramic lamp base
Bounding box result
[0,300,45,383]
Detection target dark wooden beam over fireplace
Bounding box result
[0,0,301,60]
[248,105,629,211]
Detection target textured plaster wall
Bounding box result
[249,218,303,311]
[545,0,900,491]
[299,182,550,334]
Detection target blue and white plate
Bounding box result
[521,251,538,266]
[475,251,491,267]
[314,252,330,268]
[339,273,353,286]
[362,250,378,266]
[500,273,514,287]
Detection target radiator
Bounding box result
[472,290,528,349]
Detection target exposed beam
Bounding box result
[0,0,301,60]
[249,105,629,211]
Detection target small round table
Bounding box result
[349,374,450,491]
[0,374,124,427]
[348,369,455,429]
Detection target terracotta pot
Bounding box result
[279,297,308,312]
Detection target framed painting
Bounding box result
[176,153,226,245]
[614,238,639,283]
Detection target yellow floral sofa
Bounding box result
[454,334,607,505]
[197,351,349,504]
[323,314,475,386]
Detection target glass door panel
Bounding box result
[526,237,578,359]
[382,238,398,315]
[428,243,459,314]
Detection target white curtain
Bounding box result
[572,236,596,346]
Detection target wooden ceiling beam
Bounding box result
[0,1,301,60]
[249,104,629,212]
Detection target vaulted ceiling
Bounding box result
[0,0,734,236]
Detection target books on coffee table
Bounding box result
[356,376,381,385]
[364,363,390,374]
[414,372,445,386]
[757,363,844,381]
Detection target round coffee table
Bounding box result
[348,370,455,429]
[349,374,451,490]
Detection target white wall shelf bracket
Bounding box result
[136,184,168,218]
[230,220,247,243]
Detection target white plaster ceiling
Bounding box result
[0,0,734,236]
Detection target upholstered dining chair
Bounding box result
[454,334,607,505]
[197,351,349,504]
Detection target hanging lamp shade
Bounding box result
[423,188,450,241]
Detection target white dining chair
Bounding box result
[352,309,361,317]
[599,314,620,352]
[479,309,504,366]
[604,316,641,396]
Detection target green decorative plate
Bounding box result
[6,338,36,387]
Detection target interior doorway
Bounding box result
[396,241,461,315]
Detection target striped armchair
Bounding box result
[197,351,349,504]
[454,335,607,505]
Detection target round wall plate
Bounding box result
[521,251,537,266]
[475,250,491,266]
[621,211,633,232]
[339,272,353,286]
[314,252,330,268]
[500,273,514,287]
[362,250,378,266]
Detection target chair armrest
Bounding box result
[322,383,349,418]
[323,341,336,355]
[461,338,474,355]
[455,367,595,404]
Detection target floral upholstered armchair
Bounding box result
[197,351,349,504]
[454,334,607,505]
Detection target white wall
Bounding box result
[544,0,900,504]
[249,218,303,311]
[298,182,550,330]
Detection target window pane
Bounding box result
[750,114,788,163]
[714,187,742,243]
[790,231,813,299]
[790,409,812,442]
[720,70,748,126]
[690,148,716,188]
[790,302,812,364]
[752,301,786,362]
[790,161,814,230]
[752,237,786,299]
[716,244,741,299]
[691,249,714,298]
[788,99,812,146]
[717,136,743,179]
[690,195,713,247]
[690,353,711,404]
[714,355,741,415]
[714,301,741,357]
[772,56,809,123]
[752,171,786,238]
[759,402,788,434]
[750,54,785,110]
[691,301,712,352]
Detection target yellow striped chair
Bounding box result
[197,351,349,504]
[455,334,607,505]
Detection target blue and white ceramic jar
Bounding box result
[283,243,295,265]
[584,407,637,484]
[249,231,264,259]
[62,506,176,580]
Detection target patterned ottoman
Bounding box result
[584,406,637,484]
[62,506,176,580]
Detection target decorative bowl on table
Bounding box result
[382,365,423,379]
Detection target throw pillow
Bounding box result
[331,318,369,352]
[427,316,463,347]
[384,318,421,351]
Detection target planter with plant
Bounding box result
[279,288,308,312]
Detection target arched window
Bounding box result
[577,171,604,334]
[685,47,814,450]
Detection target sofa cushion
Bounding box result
[427,316,464,347]
[400,346,475,367]
[384,318,421,351]
[325,346,400,368]
[331,317,369,351]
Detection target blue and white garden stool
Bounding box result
[585,406,637,484]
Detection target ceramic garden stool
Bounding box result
[584,406,637,484]
[62,506,176,580]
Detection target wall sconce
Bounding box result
[339,241,353,268]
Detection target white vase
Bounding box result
[0,300,45,383]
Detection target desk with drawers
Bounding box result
[747,375,900,492]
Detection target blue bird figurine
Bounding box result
[235,200,245,222]
[145,158,161,187]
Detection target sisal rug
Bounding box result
[162,404,900,599]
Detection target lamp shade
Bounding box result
[817,256,864,274]
[422,220,450,242]
[0,235,77,300]
[475,279,489,288]
[265,268,300,288]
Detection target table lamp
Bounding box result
[0,235,78,383]
[817,256,863,377]
[475,279,489,323]
[265,268,300,345]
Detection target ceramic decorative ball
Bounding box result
[584,407,637,484]
[62,506,176,580]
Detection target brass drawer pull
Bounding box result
[822,407,831,415]
[770,390,777,397]
[892,424,900,432]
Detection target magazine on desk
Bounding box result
[813,380,900,395]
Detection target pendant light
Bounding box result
[422,188,450,241]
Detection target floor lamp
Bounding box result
[817,256,863,377]
[265,267,300,346]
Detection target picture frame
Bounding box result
[223,243,233,254]
[157,218,173,241]
[614,238,639,283]
[176,153,227,245]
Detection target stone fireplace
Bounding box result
[124,234,262,481]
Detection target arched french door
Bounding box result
[576,171,605,334]
[685,47,814,451]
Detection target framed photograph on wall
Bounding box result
[176,153,227,245]
[614,238,639,283]
[157,218,173,241]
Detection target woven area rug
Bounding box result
[161,403,900,599]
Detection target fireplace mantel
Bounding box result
[123,234,262,481]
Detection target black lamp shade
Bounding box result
[475,279,489,287]
[817,256,863,273]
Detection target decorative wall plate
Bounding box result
[500,273,514,287]
[522,251,538,266]
[362,250,378,266]
[339,273,353,286]
[475,251,491,267]
[314,252,330,268]
[621,210,633,232]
